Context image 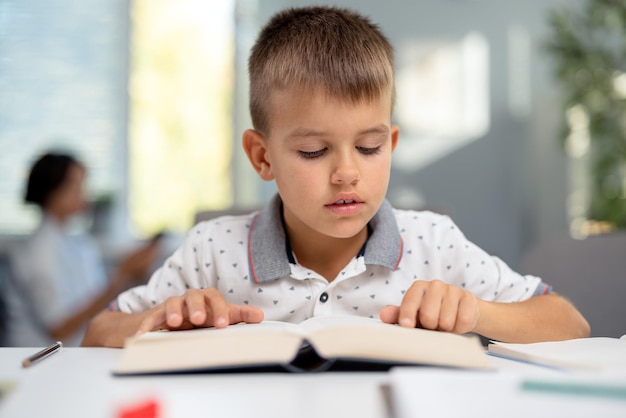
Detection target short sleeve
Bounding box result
[402,211,550,303]
[114,221,219,313]
[442,217,549,302]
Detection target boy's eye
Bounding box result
[356,146,381,155]
[298,149,327,159]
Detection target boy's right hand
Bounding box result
[136,288,264,335]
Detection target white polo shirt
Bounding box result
[114,195,550,322]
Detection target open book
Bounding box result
[487,335,626,371]
[114,316,489,375]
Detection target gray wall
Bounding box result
[237,0,581,270]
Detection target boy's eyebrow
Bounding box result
[358,124,390,136]
[286,128,327,139]
[286,124,390,139]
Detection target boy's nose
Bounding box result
[330,155,360,185]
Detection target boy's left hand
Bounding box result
[380,279,480,334]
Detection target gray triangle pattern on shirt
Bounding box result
[113,197,547,320]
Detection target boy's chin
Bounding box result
[320,223,370,240]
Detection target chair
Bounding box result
[520,231,626,338]
[0,251,12,346]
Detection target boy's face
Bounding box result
[251,87,399,241]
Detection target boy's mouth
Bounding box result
[325,194,363,206]
[325,196,364,215]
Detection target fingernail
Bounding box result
[400,317,413,327]
[168,313,179,323]
[191,311,203,321]
[135,330,144,337]
[215,317,227,327]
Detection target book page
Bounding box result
[115,322,306,374]
[297,315,385,334]
[134,321,306,341]
[299,316,489,369]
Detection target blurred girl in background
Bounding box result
[5,152,160,346]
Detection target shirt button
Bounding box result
[319,292,329,303]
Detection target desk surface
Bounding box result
[0,347,606,418]
[1,347,393,418]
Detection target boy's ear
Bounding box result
[242,129,274,181]
[390,125,400,153]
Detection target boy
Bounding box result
[83,6,589,348]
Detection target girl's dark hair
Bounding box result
[24,152,82,208]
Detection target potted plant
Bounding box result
[545,0,626,231]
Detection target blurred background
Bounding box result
[0,0,625,336]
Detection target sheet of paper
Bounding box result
[489,337,626,371]
[389,368,626,418]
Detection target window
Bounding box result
[393,33,490,172]
[0,0,128,234]
[0,0,236,237]
[129,0,235,236]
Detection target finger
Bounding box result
[204,289,230,328]
[227,305,264,325]
[398,281,427,328]
[416,280,446,330]
[184,289,210,326]
[379,305,400,324]
[438,288,462,332]
[164,296,185,328]
[453,293,479,334]
[136,307,167,335]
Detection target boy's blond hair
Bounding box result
[248,6,395,134]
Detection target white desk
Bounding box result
[1,347,389,418]
[0,347,617,418]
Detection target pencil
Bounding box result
[22,341,63,368]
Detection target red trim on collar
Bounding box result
[247,214,260,285]
[393,238,403,270]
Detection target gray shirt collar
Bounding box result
[248,194,402,284]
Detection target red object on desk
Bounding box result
[117,399,160,418]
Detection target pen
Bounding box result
[22,341,63,368]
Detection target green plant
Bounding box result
[545,0,626,228]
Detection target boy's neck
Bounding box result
[286,225,368,283]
